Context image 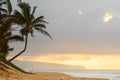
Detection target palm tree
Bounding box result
[0,0,24,58]
[0,0,28,73]
[9,2,52,61]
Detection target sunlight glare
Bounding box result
[103,13,114,23]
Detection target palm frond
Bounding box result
[33,24,46,28]
[0,8,7,13]
[7,35,24,42]
[32,16,48,25]
[35,27,52,39]
[30,6,37,22]
[0,0,7,13]
[6,0,12,14]
[31,6,37,16]
[18,2,31,23]
[0,1,7,5]
[14,10,25,24]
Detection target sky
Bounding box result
[9,0,120,70]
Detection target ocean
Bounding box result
[40,70,120,80]
[62,70,120,80]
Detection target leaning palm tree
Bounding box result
[0,0,23,58]
[9,2,52,61]
[0,0,28,73]
[0,0,24,58]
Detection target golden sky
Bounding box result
[11,54,120,70]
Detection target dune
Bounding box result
[0,69,109,80]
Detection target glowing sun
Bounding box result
[103,13,114,23]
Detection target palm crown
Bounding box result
[14,2,52,39]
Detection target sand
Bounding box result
[0,69,109,80]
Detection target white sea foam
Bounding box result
[61,70,120,80]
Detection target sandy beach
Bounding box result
[0,69,109,80]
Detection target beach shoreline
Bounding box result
[0,70,109,80]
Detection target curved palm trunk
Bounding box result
[0,54,29,73]
[9,35,28,62]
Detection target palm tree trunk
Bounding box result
[9,35,28,62]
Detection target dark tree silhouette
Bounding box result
[0,0,23,58]
[0,20,24,57]
[0,0,52,73]
[0,0,27,73]
[9,2,52,61]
